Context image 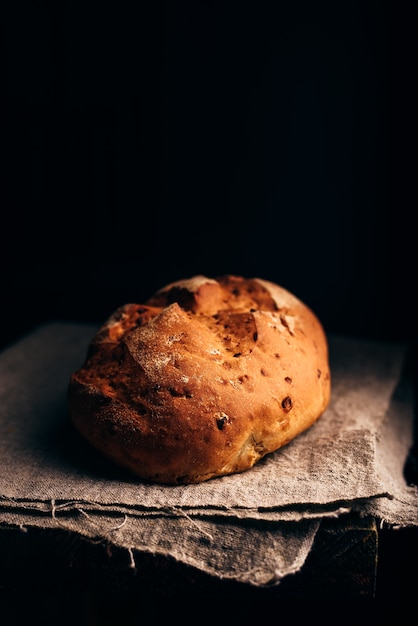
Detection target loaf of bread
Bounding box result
[68,275,331,484]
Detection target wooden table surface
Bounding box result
[1,510,417,622]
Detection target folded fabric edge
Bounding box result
[1,493,396,523]
[0,509,321,587]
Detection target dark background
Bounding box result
[1,0,416,350]
[1,1,418,613]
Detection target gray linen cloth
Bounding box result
[0,323,417,586]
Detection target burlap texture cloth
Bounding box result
[1,323,417,586]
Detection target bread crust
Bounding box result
[68,275,331,484]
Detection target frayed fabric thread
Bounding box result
[175,508,214,541]
[50,499,128,533]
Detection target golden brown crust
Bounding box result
[68,275,331,484]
